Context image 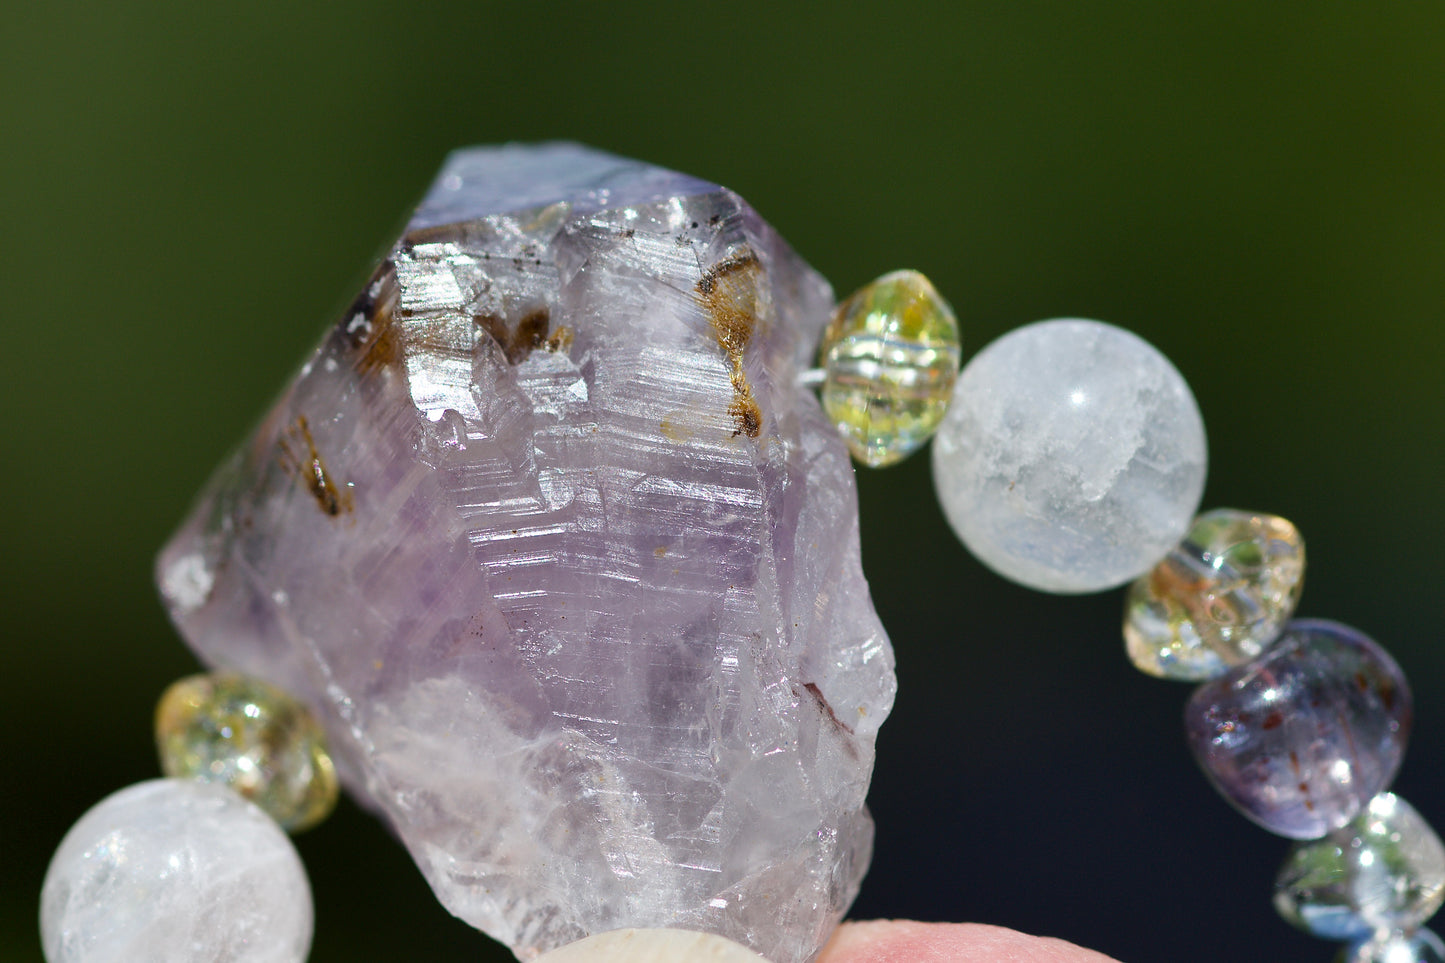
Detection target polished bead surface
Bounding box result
[535,929,771,963]
[1339,929,1445,963]
[1276,793,1445,941]
[1185,619,1412,839]
[156,672,338,832]
[818,270,960,467]
[932,318,1206,593]
[40,779,312,963]
[1125,509,1305,680]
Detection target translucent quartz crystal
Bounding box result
[1185,619,1412,839]
[156,143,894,963]
[1125,509,1305,680]
[40,779,312,963]
[931,319,1206,593]
[156,672,338,831]
[1276,793,1445,941]
[1339,929,1445,963]
[818,270,960,467]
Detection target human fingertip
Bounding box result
[817,919,1122,963]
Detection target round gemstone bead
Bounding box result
[156,672,338,832]
[1125,509,1305,680]
[1339,929,1445,963]
[534,928,771,963]
[1276,793,1445,942]
[818,270,961,467]
[931,318,1207,593]
[1185,619,1413,839]
[40,779,312,963]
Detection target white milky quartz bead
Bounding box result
[40,779,312,963]
[534,928,772,963]
[932,319,1207,593]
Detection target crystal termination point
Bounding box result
[157,143,895,963]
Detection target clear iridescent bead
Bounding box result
[1185,619,1412,839]
[156,672,338,832]
[1338,929,1445,963]
[818,269,960,467]
[1125,509,1305,680]
[1276,793,1445,941]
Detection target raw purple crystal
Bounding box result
[1184,619,1411,839]
[156,143,895,962]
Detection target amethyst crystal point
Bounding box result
[156,143,895,963]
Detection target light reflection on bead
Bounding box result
[932,318,1207,593]
[818,270,960,467]
[156,672,338,832]
[1276,793,1445,941]
[534,929,772,963]
[40,779,312,963]
[1185,619,1412,839]
[1125,509,1304,680]
[1338,929,1445,963]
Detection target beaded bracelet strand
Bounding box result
[820,274,1444,963]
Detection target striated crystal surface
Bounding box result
[1185,619,1412,839]
[818,270,960,467]
[1125,509,1305,681]
[1276,793,1445,941]
[156,672,338,832]
[156,143,895,963]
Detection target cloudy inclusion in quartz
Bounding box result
[41,779,312,963]
[932,319,1206,593]
[156,144,895,963]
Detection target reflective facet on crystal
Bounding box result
[818,269,960,467]
[156,672,338,832]
[1185,619,1413,839]
[1125,509,1305,681]
[931,318,1207,593]
[1276,793,1445,942]
[156,143,895,963]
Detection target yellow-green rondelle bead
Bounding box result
[1124,509,1305,681]
[156,672,338,832]
[818,270,960,467]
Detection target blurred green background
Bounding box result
[5,3,1445,961]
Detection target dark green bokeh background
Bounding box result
[5,4,1445,961]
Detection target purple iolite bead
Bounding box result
[1184,619,1412,839]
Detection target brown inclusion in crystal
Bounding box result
[276,416,352,518]
[696,248,764,438]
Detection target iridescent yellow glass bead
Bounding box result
[156,672,338,832]
[1124,508,1305,680]
[818,270,960,467]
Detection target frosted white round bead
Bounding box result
[932,319,1207,593]
[534,928,771,962]
[40,779,312,963]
